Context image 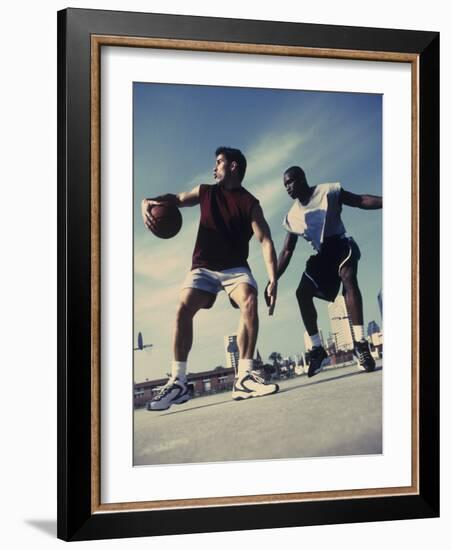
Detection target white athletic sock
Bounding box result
[171,361,187,382]
[238,358,254,379]
[353,325,365,342]
[310,333,322,348]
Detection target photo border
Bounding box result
[57,8,439,541]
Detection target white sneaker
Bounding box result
[147,378,190,411]
[232,371,279,401]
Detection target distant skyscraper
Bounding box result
[328,296,354,351]
[224,334,239,374]
[367,320,380,337]
[326,333,337,353]
[378,290,383,318]
[371,331,383,347]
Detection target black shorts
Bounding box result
[302,236,361,302]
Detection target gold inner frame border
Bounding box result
[90,34,420,514]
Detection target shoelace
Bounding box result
[154,381,178,400]
[249,371,265,384]
[356,345,372,361]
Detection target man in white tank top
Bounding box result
[268,166,382,375]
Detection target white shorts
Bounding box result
[181,267,258,309]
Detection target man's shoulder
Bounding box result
[198,183,217,198]
[317,182,341,193]
[199,183,215,191]
[283,200,301,228]
[238,186,260,206]
[240,185,257,198]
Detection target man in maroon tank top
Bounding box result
[141,147,279,410]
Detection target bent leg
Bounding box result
[228,283,258,360]
[173,288,215,361]
[229,283,280,398]
[340,264,363,326]
[296,274,319,335]
[341,264,376,372]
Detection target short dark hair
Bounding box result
[284,165,306,180]
[215,146,247,182]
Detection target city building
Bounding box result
[134,366,236,408]
[367,320,381,337]
[371,332,383,346]
[224,334,239,375]
[368,330,383,358]
[326,333,337,355]
[328,296,354,351]
[367,320,383,357]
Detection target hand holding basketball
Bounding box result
[142,199,183,239]
[141,199,159,230]
[141,199,155,229]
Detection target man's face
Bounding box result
[214,154,233,184]
[283,171,306,199]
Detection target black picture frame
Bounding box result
[57,7,439,542]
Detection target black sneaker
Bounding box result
[308,346,328,378]
[354,340,376,372]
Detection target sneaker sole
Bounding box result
[307,358,328,378]
[232,385,279,401]
[174,396,190,405]
[147,394,190,411]
[357,364,376,372]
[354,354,376,373]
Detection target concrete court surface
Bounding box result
[134,361,382,466]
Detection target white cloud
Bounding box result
[245,132,307,183]
[134,213,199,283]
[135,283,180,318]
[134,249,186,282]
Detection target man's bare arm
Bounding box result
[144,185,201,208]
[262,231,298,312]
[251,204,278,315]
[341,189,382,209]
[276,232,298,280]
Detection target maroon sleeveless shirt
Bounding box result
[191,184,259,271]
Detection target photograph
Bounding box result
[133,82,383,466]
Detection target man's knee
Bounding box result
[240,290,258,317]
[175,301,197,323]
[296,277,315,304]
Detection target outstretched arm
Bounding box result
[141,185,200,229]
[341,189,382,210]
[251,204,278,316]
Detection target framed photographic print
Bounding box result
[57,8,439,541]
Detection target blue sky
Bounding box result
[133,82,382,383]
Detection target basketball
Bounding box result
[147,203,182,239]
